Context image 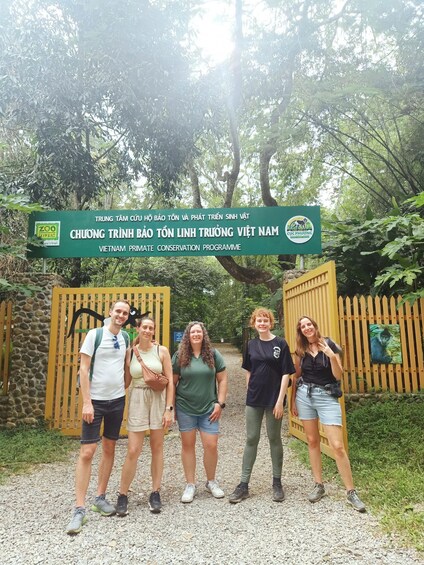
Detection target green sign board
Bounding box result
[27,206,321,259]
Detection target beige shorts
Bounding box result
[127,386,166,432]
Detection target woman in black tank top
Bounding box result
[291,315,366,513]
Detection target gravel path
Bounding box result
[0,343,422,565]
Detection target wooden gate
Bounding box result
[45,286,170,436]
[283,261,348,458]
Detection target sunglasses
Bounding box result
[112,335,120,349]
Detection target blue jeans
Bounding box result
[295,383,342,425]
[176,407,220,435]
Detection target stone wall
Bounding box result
[345,393,424,410]
[0,274,67,428]
[283,269,307,284]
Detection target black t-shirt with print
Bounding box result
[242,337,295,408]
[300,337,342,386]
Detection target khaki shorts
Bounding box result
[127,386,166,432]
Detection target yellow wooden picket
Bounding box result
[45,287,170,436]
[338,295,424,394]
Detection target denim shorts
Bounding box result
[81,396,125,444]
[176,406,220,435]
[295,383,342,426]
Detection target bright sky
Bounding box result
[191,1,234,65]
[192,0,349,66]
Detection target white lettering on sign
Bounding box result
[202,243,241,251]
[157,226,175,238]
[157,244,201,252]
[70,229,105,239]
[258,226,279,236]
[136,228,154,238]
[99,245,127,252]
[176,227,196,237]
[128,245,154,252]
[108,228,134,238]
[198,226,234,238]
[237,226,256,237]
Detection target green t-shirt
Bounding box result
[172,349,226,416]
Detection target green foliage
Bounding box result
[290,396,424,551]
[207,277,272,346]
[322,214,391,296]
[348,397,424,551]
[70,254,273,344]
[365,195,424,302]
[0,193,43,297]
[323,193,424,299]
[0,0,202,209]
[0,422,77,484]
[2,0,423,298]
[79,255,229,335]
[137,257,225,332]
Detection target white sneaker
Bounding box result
[206,480,225,498]
[181,483,196,503]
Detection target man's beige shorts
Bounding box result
[127,387,166,432]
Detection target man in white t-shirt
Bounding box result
[66,300,131,535]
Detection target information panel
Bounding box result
[28,206,321,258]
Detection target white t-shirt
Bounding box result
[80,326,127,401]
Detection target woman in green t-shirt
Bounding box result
[172,321,228,503]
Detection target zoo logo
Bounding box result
[285,216,314,244]
[35,221,61,247]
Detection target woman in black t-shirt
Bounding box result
[229,307,294,504]
[291,315,366,513]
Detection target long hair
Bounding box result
[295,315,323,358]
[177,321,215,368]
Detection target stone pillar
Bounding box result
[283,269,307,284]
[2,273,67,428]
[279,268,307,328]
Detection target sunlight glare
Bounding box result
[192,2,234,65]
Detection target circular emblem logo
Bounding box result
[285,216,314,244]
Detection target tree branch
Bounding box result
[93,130,127,164]
[188,161,202,208]
[216,256,280,293]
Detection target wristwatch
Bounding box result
[217,401,226,409]
[165,406,173,411]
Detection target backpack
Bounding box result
[77,327,130,386]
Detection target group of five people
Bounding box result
[66,300,365,535]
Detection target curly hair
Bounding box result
[295,315,323,358]
[177,321,215,368]
[249,307,275,329]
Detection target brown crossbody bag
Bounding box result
[133,345,169,391]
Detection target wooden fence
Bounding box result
[0,300,13,396]
[338,295,424,394]
[45,286,171,435]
